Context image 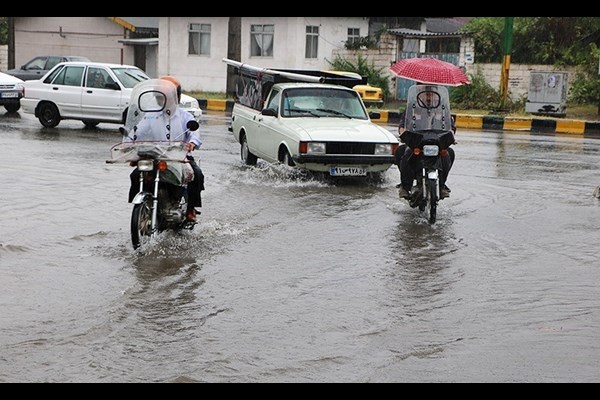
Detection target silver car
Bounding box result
[4,55,90,81]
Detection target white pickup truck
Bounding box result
[226,59,399,179]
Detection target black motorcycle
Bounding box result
[107,79,201,249]
[400,84,455,224]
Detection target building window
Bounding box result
[347,28,360,45]
[251,24,274,57]
[189,23,211,56]
[305,26,319,59]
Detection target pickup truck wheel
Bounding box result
[282,149,296,167]
[241,135,258,166]
[38,103,60,128]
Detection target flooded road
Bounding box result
[1,111,599,382]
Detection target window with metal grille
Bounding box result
[347,28,360,45]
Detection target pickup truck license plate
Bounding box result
[0,92,19,98]
[330,166,367,177]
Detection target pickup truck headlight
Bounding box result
[300,142,326,155]
[374,143,394,155]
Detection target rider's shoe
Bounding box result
[440,185,451,199]
[398,186,411,199]
[185,208,197,222]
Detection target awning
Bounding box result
[118,38,159,46]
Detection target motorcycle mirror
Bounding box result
[186,120,200,132]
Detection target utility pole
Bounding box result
[8,17,15,69]
[226,17,242,98]
[499,17,514,111]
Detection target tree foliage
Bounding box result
[461,17,600,105]
[462,17,600,65]
[327,53,391,100]
[0,17,7,45]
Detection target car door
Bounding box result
[256,89,287,163]
[81,66,126,122]
[46,65,85,118]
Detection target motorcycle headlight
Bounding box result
[423,145,439,156]
[137,160,154,171]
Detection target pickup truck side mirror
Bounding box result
[261,108,277,117]
[369,111,381,120]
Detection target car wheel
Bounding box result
[38,103,61,128]
[4,103,20,113]
[82,120,100,129]
[282,148,296,167]
[241,134,258,166]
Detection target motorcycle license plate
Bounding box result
[330,166,367,177]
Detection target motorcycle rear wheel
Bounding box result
[131,200,153,250]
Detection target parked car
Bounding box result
[353,83,384,108]
[21,61,202,128]
[0,71,25,113]
[323,71,384,107]
[178,93,203,122]
[4,55,91,81]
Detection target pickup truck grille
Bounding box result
[326,142,376,155]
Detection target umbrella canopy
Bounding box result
[390,57,470,86]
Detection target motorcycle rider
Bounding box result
[125,76,205,222]
[396,85,455,200]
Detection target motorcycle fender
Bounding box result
[427,170,439,180]
[132,192,152,205]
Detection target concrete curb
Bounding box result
[197,99,600,137]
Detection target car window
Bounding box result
[86,67,114,89]
[43,65,64,83]
[265,89,280,114]
[25,57,46,70]
[111,67,149,89]
[45,57,63,70]
[52,66,84,87]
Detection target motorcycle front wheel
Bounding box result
[131,200,153,250]
[427,179,438,224]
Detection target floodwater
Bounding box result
[1,111,599,382]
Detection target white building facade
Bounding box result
[158,17,369,92]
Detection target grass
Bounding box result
[186,91,600,121]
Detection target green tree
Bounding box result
[0,17,7,45]
[463,17,600,65]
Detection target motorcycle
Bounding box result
[107,79,201,250]
[399,84,455,224]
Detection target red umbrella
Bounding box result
[390,57,470,86]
